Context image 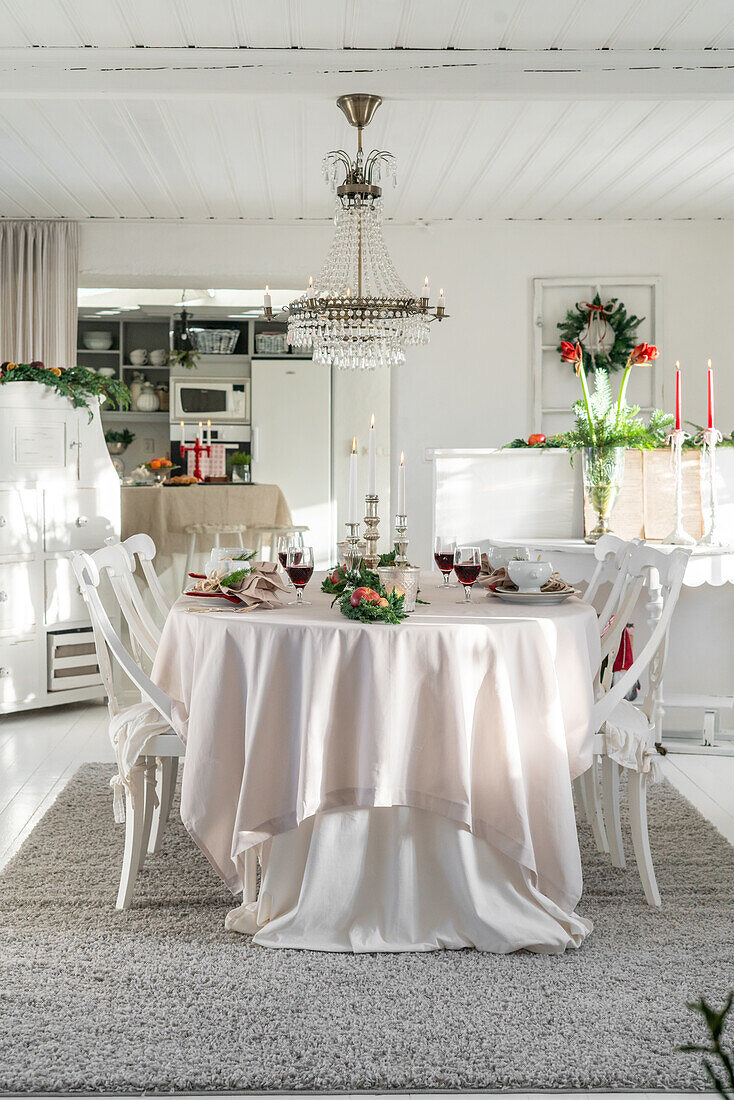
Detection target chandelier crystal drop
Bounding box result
[286,93,447,371]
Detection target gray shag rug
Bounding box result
[0,764,732,1094]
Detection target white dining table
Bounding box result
[152,573,601,954]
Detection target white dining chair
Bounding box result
[575,534,642,854]
[121,532,171,623]
[70,549,186,910]
[584,543,690,906]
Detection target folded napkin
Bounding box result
[477,565,573,594]
[191,560,290,610]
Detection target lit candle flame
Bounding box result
[400,451,405,465]
[352,436,357,453]
[708,358,712,369]
[346,287,351,298]
[370,413,375,429]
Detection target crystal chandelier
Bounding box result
[281,94,447,371]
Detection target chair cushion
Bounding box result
[602,699,662,781]
[108,702,175,821]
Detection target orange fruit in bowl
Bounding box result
[150,459,162,469]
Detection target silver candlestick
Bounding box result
[394,514,409,566]
[363,495,380,570]
[665,428,696,546]
[344,522,362,573]
[699,426,725,547]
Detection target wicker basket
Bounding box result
[191,328,239,354]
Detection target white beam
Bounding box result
[1,48,734,100]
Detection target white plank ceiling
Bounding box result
[2,0,734,221]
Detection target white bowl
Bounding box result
[97,367,117,378]
[149,348,168,366]
[129,349,148,365]
[507,560,553,593]
[83,331,113,350]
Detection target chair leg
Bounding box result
[116,762,147,910]
[628,770,662,907]
[602,755,626,869]
[138,759,156,870]
[573,774,589,819]
[579,762,609,854]
[183,532,196,591]
[148,756,178,855]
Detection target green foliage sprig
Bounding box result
[557,294,643,375]
[0,362,130,420]
[338,586,407,625]
[679,994,733,1099]
[168,348,199,371]
[321,552,396,597]
[104,428,135,446]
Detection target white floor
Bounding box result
[0,701,731,1100]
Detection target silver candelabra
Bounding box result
[363,495,380,570]
[394,514,409,566]
[665,428,696,546]
[344,522,362,573]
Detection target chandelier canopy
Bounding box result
[285,94,447,371]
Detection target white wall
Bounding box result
[81,219,734,567]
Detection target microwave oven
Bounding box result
[171,378,250,422]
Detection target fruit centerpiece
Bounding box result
[322,554,409,624]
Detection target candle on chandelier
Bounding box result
[197,421,203,443]
[367,414,377,496]
[264,285,272,310]
[307,276,316,301]
[707,359,715,430]
[206,419,212,446]
[179,420,185,445]
[422,276,431,301]
[397,451,406,515]
[674,363,681,431]
[348,437,358,525]
[438,288,445,307]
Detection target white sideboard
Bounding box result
[0,382,120,713]
[433,448,734,747]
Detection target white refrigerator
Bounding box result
[250,358,333,568]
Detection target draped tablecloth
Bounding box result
[122,483,291,568]
[153,577,600,954]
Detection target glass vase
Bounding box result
[581,446,626,543]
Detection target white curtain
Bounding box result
[0,220,79,369]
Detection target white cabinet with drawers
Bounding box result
[0,382,120,712]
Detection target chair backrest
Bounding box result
[69,550,172,724]
[121,533,171,622]
[89,543,161,665]
[585,534,643,632]
[591,544,690,731]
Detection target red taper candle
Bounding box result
[707,359,714,430]
[675,362,681,431]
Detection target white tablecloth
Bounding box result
[153,575,600,953]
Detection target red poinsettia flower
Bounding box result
[629,342,658,365]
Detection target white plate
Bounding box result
[492,588,576,605]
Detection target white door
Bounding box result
[250,360,333,567]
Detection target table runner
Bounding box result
[122,483,291,568]
[153,578,600,918]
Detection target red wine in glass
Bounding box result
[434,535,457,587]
[454,545,481,603]
[279,549,301,569]
[287,546,314,605]
[286,564,313,587]
[454,563,480,585]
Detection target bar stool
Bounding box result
[183,523,250,589]
[247,524,309,561]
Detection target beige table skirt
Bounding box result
[122,484,292,569]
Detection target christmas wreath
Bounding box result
[0,361,130,419]
[557,294,644,375]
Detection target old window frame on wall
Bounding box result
[532,276,663,437]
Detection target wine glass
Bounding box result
[454,545,481,604]
[277,531,303,572]
[434,535,457,587]
[286,545,314,606]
